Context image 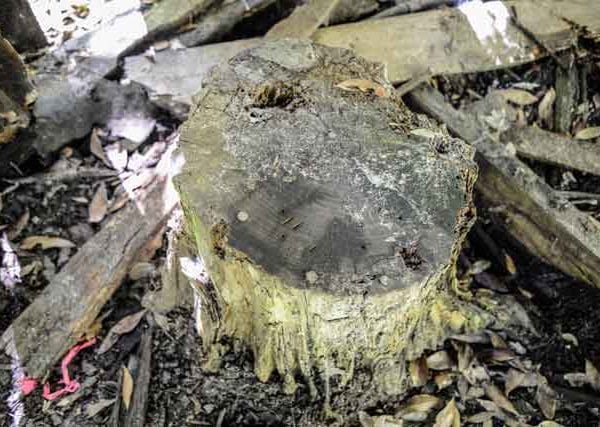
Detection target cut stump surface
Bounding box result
[176,40,490,395]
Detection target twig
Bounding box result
[395,72,434,97]
[3,167,117,187]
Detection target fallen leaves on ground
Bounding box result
[536,378,558,420]
[496,88,538,105]
[89,182,108,223]
[574,127,600,140]
[538,88,556,125]
[97,309,147,355]
[122,367,133,410]
[426,350,454,370]
[90,128,111,167]
[484,384,519,416]
[434,399,460,427]
[396,394,442,421]
[409,357,428,387]
[20,235,76,250]
[336,79,387,97]
[8,209,29,240]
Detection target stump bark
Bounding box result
[176,40,491,396]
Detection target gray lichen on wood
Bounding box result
[176,40,491,395]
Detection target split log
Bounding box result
[125,0,600,113]
[176,40,493,396]
[407,85,600,288]
[0,175,178,379]
[0,0,46,52]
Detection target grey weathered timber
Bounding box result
[125,0,600,114]
[0,176,177,379]
[408,85,600,289]
[177,40,491,396]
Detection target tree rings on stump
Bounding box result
[176,40,490,396]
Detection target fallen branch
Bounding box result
[407,85,600,288]
[124,324,153,427]
[502,126,600,176]
[0,175,178,379]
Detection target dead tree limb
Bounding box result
[0,176,178,379]
[407,85,600,288]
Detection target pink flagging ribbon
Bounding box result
[19,337,97,400]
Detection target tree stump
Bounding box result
[0,34,36,145]
[176,40,490,396]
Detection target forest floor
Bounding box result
[1,0,600,426]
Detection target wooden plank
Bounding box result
[408,85,600,288]
[266,0,343,39]
[0,176,178,379]
[503,126,600,176]
[126,0,600,105]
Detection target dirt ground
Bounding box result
[2,1,600,426]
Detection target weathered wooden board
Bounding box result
[408,85,600,288]
[266,0,343,39]
[126,0,600,109]
[503,126,600,177]
[0,176,177,379]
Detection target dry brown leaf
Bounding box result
[396,394,442,419]
[497,89,538,106]
[434,372,454,389]
[537,421,564,427]
[90,128,110,167]
[8,209,29,240]
[467,412,495,423]
[455,342,474,372]
[574,127,600,140]
[485,384,519,416]
[561,333,579,347]
[427,351,454,370]
[538,88,556,124]
[477,399,500,413]
[434,399,460,427]
[487,331,508,349]
[466,260,491,276]
[505,368,526,396]
[89,182,108,223]
[585,360,600,390]
[409,356,428,387]
[109,191,130,213]
[97,310,147,355]
[536,381,557,420]
[122,366,133,410]
[20,235,76,250]
[504,253,517,275]
[336,79,387,97]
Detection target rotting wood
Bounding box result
[265,0,344,39]
[0,175,178,379]
[125,0,600,110]
[554,52,579,134]
[369,0,453,20]
[179,0,277,47]
[176,39,500,398]
[0,0,47,52]
[0,35,36,145]
[407,85,600,288]
[124,324,153,427]
[502,126,600,177]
